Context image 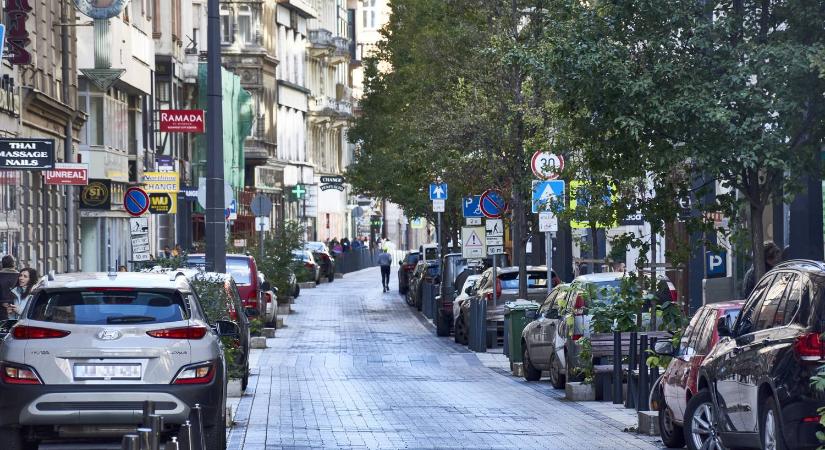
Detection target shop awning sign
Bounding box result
[0,138,55,170]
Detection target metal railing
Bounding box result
[120,401,208,450]
[333,248,377,274]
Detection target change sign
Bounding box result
[0,138,55,170]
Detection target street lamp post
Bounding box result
[205,0,226,273]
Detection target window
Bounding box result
[362,0,376,29]
[736,274,775,335]
[220,5,232,44]
[679,308,707,357]
[540,289,564,317]
[28,290,189,325]
[237,5,252,44]
[777,275,803,326]
[753,272,793,331]
[693,310,717,355]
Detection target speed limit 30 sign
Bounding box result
[531,151,564,180]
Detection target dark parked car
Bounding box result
[649,300,744,448]
[407,261,440,310]
[398,251,420,295]
[687,260,825,450]
[305,241,335,283]
[434,253,472,336]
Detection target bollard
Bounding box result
[638,334,649,412]
[164,437,180,450]
[122,434,140,450]
[137,427,153,450]
[626,332,637,409]
[421,281,433,319]
[148,414,163,450]
[612,331,622,404]
[468,298,487,353]
[650,337,660,389]
[190,404,206,450]
[177,421,192,450]
[430,284,439,326]
[142,400,156,427]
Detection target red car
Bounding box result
[186,253,264,318]
[650,300,745,448]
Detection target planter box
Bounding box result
[227,379,243,398]
[262,327,275,338]
[276,317,284,329]
[276,296,291,305]
[277,304,291,316]
[226,404,235,427]
[250,336,267,349]
[511,362,524,377]
[298,282,316,289]
[335,273,343,279]
[637,411,659,435]
[565,382,596,401]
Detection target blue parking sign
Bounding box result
[705,250,727,278]
[463,196,482,218]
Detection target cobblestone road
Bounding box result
[228,267,668,450]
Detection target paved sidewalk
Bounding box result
[228,266,667,450]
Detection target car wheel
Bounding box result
[523,346,541,381]
[548,352,566,389]
[455,315,468,345]
[436,310,450,337]
[761,396,787,450]
[684,390,725,450]
[293,284,300,298]
[659,400,685,448]
[328,271,335,282]
[0,427,35,450]
[203,406,227,450]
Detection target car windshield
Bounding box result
[305,242,327,253]
[292,250,310,261]
[583,280,623,302]
[28,289,188,325]
[423,247,438,261]
[186,256,252,284]
[405,254,420,264]
[499,271,548,290]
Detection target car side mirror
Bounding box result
[653,340,675,356]
[215,320,240,337]
[465,287,473,295]
[717,316,733,338]
[547,308,560,319]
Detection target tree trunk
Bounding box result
[512,188,528,298]
[750,201,767,282]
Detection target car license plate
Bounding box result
[73,364,142,380]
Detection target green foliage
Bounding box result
[573,337,594,385]
[235,221,305,300]
[248,317,263,337]
[188,272,245,380]
[144,253,188,271]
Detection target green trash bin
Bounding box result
[504,299,540,367]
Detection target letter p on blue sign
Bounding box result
[705,250,727,279]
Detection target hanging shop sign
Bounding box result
[320,175,345,192]
[0,138,55,170]
[73,0,128,19]
[6,0,32,65]
[159,109,205,133]
[80,179,112,210]
[44,163,89,185]
[148,193,173,214]
[142,171,179,214]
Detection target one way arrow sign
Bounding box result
[430,183,448,200]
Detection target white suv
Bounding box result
[0,271,233,450]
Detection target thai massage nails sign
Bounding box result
[74,0,129,19]
[0,138,55,170]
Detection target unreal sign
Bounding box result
[0,138,55,170]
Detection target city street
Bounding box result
[227,267,667,450]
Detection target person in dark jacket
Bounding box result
[741,241,782,298]
[0,255,19,320]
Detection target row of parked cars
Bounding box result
[651,260,825,450]
[0,243,334,450]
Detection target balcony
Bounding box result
[309,96,353,119]
[308,29,333,58]
[329,36,351,64]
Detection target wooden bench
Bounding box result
[589,331,670,401]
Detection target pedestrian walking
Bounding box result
[741,241,782,298]
[377,248,393,292]
[8,268,37,320]
[0,255,19,320]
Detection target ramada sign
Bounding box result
[159,110,205,133]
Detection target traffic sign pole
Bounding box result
[259,221,265,268]
[546,231,553,294]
